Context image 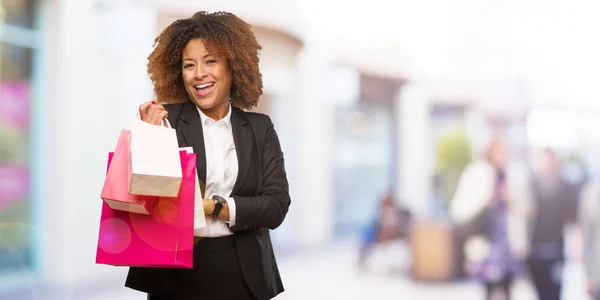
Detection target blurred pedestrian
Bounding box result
[527,148,579,300]
[579,176,600,300]
[358,192,411,270]
[450,136,531,300]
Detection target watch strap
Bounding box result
[211,195,225,217]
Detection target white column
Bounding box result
[260,61,300,248]
[292,41,335,248]
[38,0,157,289]
[395,81,434,217]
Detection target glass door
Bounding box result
[0,0,39,271]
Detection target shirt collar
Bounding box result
[196,102,232,128]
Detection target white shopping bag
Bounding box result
[129,118,182,197]
[180,147,206,230]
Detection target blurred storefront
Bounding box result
[0,0,39,276]
[333,74,404,236]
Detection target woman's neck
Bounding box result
[200,101,230,121]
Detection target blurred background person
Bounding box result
[357,192,411,271]
[527,148,580,300]
[579,174,600,300]
[450,136,531,300]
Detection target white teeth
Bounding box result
[195,83,215,89]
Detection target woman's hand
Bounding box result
[203,199,214,215]
[139,100,168,127]
[203,198,230,221]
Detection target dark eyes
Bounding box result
[183,60,216,69]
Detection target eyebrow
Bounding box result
[182,54,213,62]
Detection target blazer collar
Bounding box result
[179,101,207,187]
[178,101,252,196]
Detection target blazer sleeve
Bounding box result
[232,116,291,230]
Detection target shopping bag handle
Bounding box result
[135,113,172,128]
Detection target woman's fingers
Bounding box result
[148,107,163,125]
[139,101,167,125]
[139,101,153,119]
[159,111,169,127]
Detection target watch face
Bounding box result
[212,195,225,203]
[212,196,225,217]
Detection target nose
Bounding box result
[195,64,208,79]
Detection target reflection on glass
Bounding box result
[0,41,32,270]
[1,0,36,29]
[1,42,33,80]
[333,104,394,236]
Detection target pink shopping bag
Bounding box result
[96,150,196,268]
[100,130,158,215]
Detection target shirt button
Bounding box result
[243,225,248,229]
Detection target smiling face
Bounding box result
[181,38,233,118]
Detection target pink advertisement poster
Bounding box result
[0,80,29,207]
[0,165,29,209]
[0,81,30,130]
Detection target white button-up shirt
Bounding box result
[194,104,238,237]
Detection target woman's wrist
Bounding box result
[203,199,215,215]
[202,198,230,221]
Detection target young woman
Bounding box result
[125,11,291,300]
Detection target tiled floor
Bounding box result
[76,241,590,300]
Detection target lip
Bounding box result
[195,81,215,88]
[193,82,216,97]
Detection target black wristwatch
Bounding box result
[211,195,226,218]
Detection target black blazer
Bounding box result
[125,101,291,300]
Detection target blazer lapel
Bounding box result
[231,107,252,195]
[179,101,207,187]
